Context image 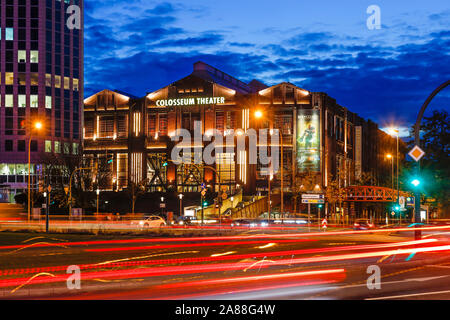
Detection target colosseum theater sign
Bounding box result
[155,96,226,107]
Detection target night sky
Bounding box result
[84,0,450,136]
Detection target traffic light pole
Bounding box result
[413,80,449,240]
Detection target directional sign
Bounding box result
[409,146,426,162]
[302,194,325,200]
[322,219,328,229]
[302,199,325,204]
[201,190,207,197]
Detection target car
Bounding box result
[131,215,166,228]
[353,219,375,230]
[231,219,254,228]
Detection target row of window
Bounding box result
[18,50,39,63]
[2,95,52,109]
[1,139,78,155]
[0,73,79,91]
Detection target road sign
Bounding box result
[322,219,328,229]
[409,145,426,162]
[160,203,166,208]
[406,197,415,207]
[399,196,406,209]
[47,185,52,192]
[201,190,207,197]
[302,199,325,204]
[201,183,206,190]
[221,192,228,200]
[302,194,325,200]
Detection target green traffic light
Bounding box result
[163,162,168,167]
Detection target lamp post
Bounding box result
[28,121,43,222]
[96,189,100,216]
[388,128,400,224]
[178,194,184,218]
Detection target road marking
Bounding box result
[366,289,450,300]
[328,275,450,290]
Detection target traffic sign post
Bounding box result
[409,146,426,162]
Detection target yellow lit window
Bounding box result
[5,73,14,85]
[64,77,70,90]
[55,75,61,88]
[73,78,79,91]
[45,74,52,87]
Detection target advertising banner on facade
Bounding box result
[297,109,320,172]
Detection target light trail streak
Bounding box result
[0,225,449,251]
[84,239,315,253]
[157,269,346,289]
[0,242,449,289]
[0,238,437,277]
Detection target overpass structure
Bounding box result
[345,186,410,202]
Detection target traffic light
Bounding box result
[162,162,168,167]
[411,179,421,187]
[393,205,401,213]
[203,201,209,207]
[318,204,324,208]
[107,155,114,164]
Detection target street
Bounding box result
[0,226,449,300]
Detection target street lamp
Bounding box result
[255,110,263,119]
[385,154,394,192]
[28,121,43,222]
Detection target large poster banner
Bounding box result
[297,109,320,172]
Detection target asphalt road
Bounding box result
[0,227,449,300]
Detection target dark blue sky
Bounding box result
[84,0,450,136]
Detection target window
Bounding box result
[73,78,79,91]
[30,51,38,63]
[64,77,70,90]
[5,141,13,152]
[30,95,38,108]
[45,74,52,87]
[45,96,52,109]
[45,141,52,153]
[30,73,39,85]
[5,95,14,107]
[5,73,14,85]
[64,143,70,154]
[5,28,14,41]
[72,143,79,155]
[55,75,61,88]
[18,50,26,63]
[54,141,61,153]
[18,95,26,108]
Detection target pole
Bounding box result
[201,194,204,226]
[396,134,400,225]
[308,203,311,231]
[280,133,284,221]
[45,191,49,233]
[268,174,271,220]
[28,137,32,222]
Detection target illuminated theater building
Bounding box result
[83,62,395,210]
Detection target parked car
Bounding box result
[131,215,166,228]
[353,219,375,230]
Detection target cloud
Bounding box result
[83,3,450,126]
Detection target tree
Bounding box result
[407,110,449,216]
[125,179,148,215]
[292,171,318,213]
